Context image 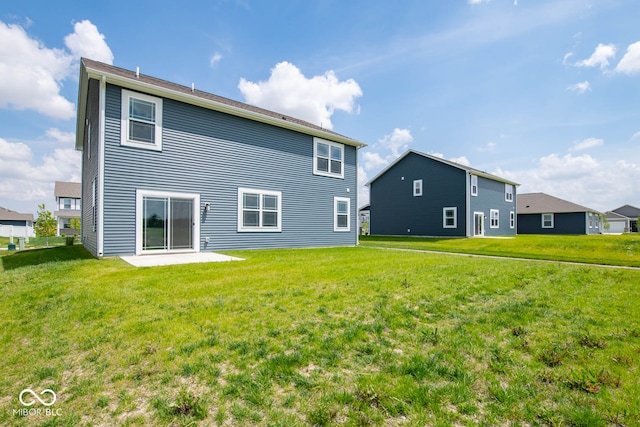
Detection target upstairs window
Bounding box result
[471,175,478,196]
[121,89,163,151]
[505,184,514,202]
[413,179,423,197]
[314,138,344,178]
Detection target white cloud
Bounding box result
[0,21,75,119]
[46,128,75,144]
[497,153,640,212]
[210,52,223,68]
[378,128,413,158]
[238,61,362,129]
[0,136,80,213]
[615,41,640,75]
[0,19,112,120]
[566,81,591,94]
[575,43,616,70]
[570,137,603,151]
[64,20,113,64]
[362,151,388,171]
[468,0,490,4]
[478,141,497,152]
[449,156,471,166]
[0,138,32,161]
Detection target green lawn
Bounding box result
[360,234,640,267]
[0,245,639,426]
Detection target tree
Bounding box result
[69,217,81,234]
[35,204,57,247]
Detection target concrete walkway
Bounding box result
[121,252,243,267]
[365,246,640,270]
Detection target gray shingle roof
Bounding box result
[0,207,34,221]
[77,58,365,151]
[611,204,640,218]
[54,181,81,198]
[366,149,519,186]
[517,193,600,215]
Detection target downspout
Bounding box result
[97,75,107,257]
[465,171,471,237]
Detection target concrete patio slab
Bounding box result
[121,252,243,267]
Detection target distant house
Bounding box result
[0,207,35,238]
[358,204,370,235]
[54,181,81,236]
[75,58,365,257]
[517,193,602,235]
[367,150,518,237]
[605,204,639,233]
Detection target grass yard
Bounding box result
[0,245,639,426]
[360,234,640,267]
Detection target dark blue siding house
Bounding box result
[367,150,518,237]
[76,59,365,258]
[517,193,603,235]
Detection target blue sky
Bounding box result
[1,0,639,216]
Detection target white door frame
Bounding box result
[474,211,484,237]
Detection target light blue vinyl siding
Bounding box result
[101,84,357,256]
[80,78,100,256]
[469,176,516,236]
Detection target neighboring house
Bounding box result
[517,193,602,235]
[0,207,35,238]
[366,150,518,237]
[54,181,81,236]
[75,58,365,258]
[605,204,639,233]
[358,204,370,235]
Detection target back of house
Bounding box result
[367,150,517,237]
[76,59,365,257]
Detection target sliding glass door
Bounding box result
[137,191,199,254]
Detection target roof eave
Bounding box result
[80,64,366,149]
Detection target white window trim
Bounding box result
[510,211,515,229]
[413,179,423,197]
[334,197,351,232]
[542,213,554,229]
[313,137,344,179]
[135,190,200,255]
[490,209,499,228]
[471,175,478,196]
[121,89,163,151]
[237,187,282,232]
[443,207,457,229]
[505,184,514,202]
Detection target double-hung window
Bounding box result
[443,207,457,228]
[238,188,282,232]
[121,89,163,151]
[505,184,514,202]
[314,138,344,178]
[471,175,478,196]
[490,209,499,228]
[413,179,423,197]
[334,197,351,231]
[510,211,515,229]
[542,213,554,228]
